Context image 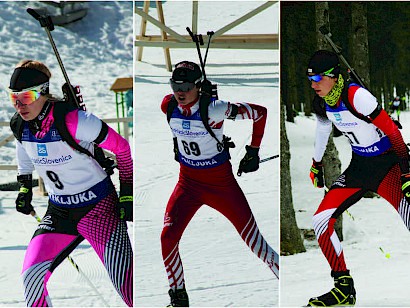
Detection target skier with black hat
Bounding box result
[306,50,410,306]
[160,60,279,307]
[9,59,133,306]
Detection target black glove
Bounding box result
[237,145,260,176]
[401,173,410,203]
[62,82,85,110]
[310,159,324,188]
[16,174,34,215]
[118,182,133,221]
[173,137,179,162]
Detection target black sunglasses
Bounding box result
[169,79,197,92]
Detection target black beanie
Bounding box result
[307,50,340,77]
[9,67,49,91]
[172,61,202,84]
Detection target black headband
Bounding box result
[9,67,49,92]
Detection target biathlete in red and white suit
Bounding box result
[160,61,279,307]
[9,60,133,307]
[306,50,410,306]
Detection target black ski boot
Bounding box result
[307,270,356,306]
[167,287,189,307]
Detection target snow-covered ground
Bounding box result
[0,2,133,307]
[282,109,410,307]
[134,1,279,307]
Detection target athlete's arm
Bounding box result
[352,87,409,173]
[210,100,267,147]
[16,141,34,176]
[313,115,332,162]
[65,109,133,184]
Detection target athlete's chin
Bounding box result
[176,97,190,106]
[19,112,34,121]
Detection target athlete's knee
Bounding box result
[161,226,178,246]
[312,209,335,239]
[22,264,52,306]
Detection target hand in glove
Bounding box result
[118,182,133,221]
[310,159,324,188]
[62,82,85,110]
[401,173,410,203]
[237,145,260,176]
[16,174,34,215]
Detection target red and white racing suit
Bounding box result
[160,94,279,291]
[312,84,409,272]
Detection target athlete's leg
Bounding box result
[22,231,80,307]
[77,191,133,307]
[161,183,202,290]
[376,164,410,230]
[312,187,366,271]
[204,178,279,278]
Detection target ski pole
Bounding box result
[260,155,279,163]
[27,7,115,175]
[30,211,109,306]
[26,8,84,110]
[203,31,214,67]
[186,27,207,80]
[318,25,367,89]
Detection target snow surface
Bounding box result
[134,1,279,307]
[0,2,133,307]
[282,109,410,307]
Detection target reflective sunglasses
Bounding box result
[169,79,197,92]
[9,82,49,106]
[307,67,336,82]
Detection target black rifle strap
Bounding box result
[340,83,372,123]
[199,92,223,145]
[313,83,375,123]
[52,102,95,158]
[10,112,24,142]
[166,94,223,146]
[94,121,109,144]
[166,96,178,123]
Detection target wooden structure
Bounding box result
[135,1,278,71]
[110,77,133,134]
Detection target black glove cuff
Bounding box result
[17,174,33,188]
[245,145,259,156]
[120,182,133,196]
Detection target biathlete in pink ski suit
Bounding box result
[306,50,410,306]
[160,61,279,307]
[9,60,133,307]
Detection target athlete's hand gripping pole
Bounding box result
[15,175,34,215]
[237,145,260,176]
[309,159,324,188]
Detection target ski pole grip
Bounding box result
[27,8,54,31]
[27,8,41,20]
[186,27,194,38]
